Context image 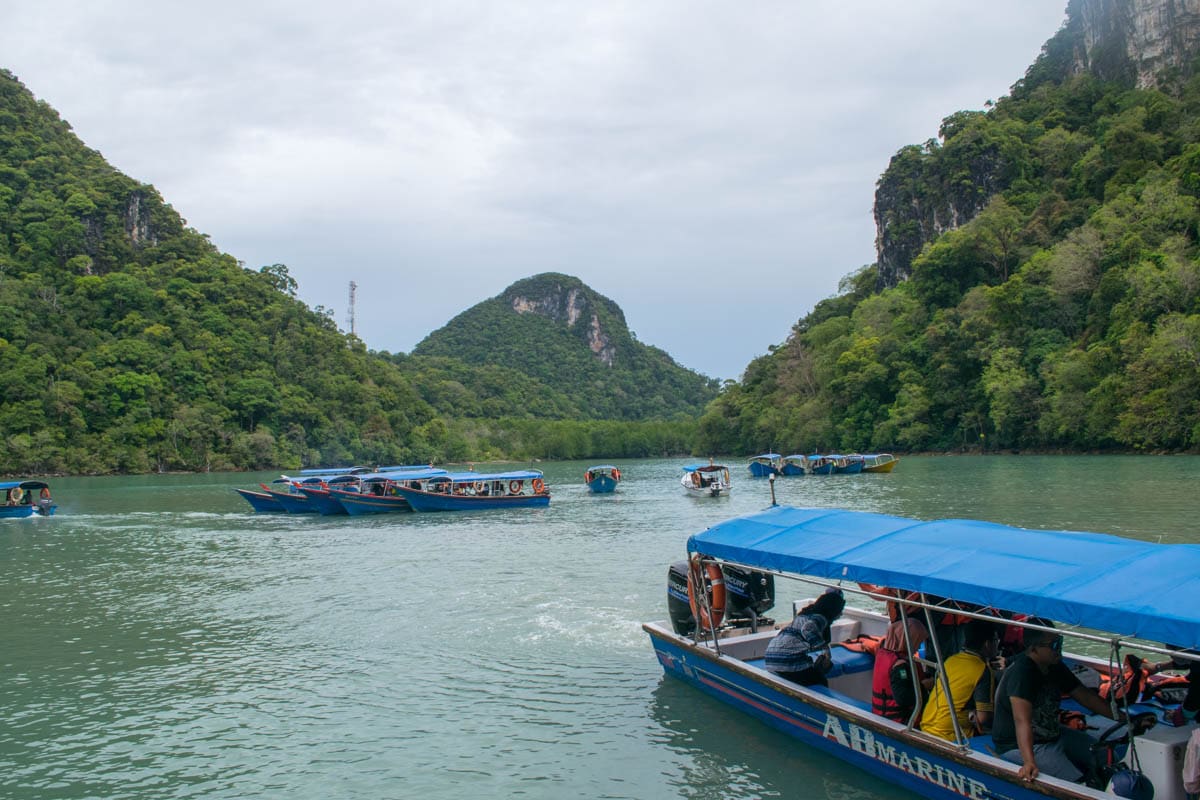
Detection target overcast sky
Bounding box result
[2,1,1067,381]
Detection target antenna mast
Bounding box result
[347,280,357,336]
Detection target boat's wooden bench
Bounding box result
[745,646,875,679]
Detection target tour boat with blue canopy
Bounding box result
[780,455,808,476]
[681,463,732,497]
[327,468,449,515]
[0,480,57,518]
[747,454,782,477]
[584,465,622,494]
[233,486,285,513]
[646,505,1200,800]
[389,470,550,511]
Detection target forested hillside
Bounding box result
[411,273,718,420]
[699,6,1200,455]
[0,71,701,474]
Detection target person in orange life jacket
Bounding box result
[871,616,931,723]
[992,620,1128,784]
[921,620,1002,741]
[764,589,846,687]
[1146,646,1199,722]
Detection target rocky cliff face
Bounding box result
[508,278,618,366]
[871,0,1200,289]
[1069,0,1200,88]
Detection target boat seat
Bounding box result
[745,646,875,678]
[807,684,873,712]
[969,734,997,755]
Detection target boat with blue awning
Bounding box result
[680,463,732,497]
[584,465,621,494]
[645,506,1200,800]
[747,454,781,477]
[390,470,550,511]
[0,480,57,518]
[780,455,808,476]
[327,468,449,515]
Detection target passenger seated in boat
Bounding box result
[1145,646,1199,722]
[764,588,846,687]
[992,620,1129,784]
[920,620,1001,741]
[871,617,930,723]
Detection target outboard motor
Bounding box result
[667,561,695,636]
[721,565,775,632]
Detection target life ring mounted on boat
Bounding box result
[687,554,725,631]
[509,480,523,494]
[39,487,50,500]
[7,488,21,504]
[612,469,620,481]
[532,478,545,494]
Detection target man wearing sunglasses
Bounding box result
[992,620,1128,785]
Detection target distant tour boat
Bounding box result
[681,463,732,497]
[780,455,808,476]
[0,480,57,518]
[860,453,900,473]
[389,470,550,512]
[584,465,622,494]
[747,453,781,477]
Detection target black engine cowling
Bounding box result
[667,561,694,635]
[721,564,774,629]
[667,561,774,635]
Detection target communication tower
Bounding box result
[347,281,357,336]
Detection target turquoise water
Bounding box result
[2,456,1198,799]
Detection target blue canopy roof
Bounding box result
[687,506,1200,650]
[431,470,544,482]
[361,468,447,482]
[683,464,728,472]
[0,480,49,490]
[750,453,781,460]
[587,465,619,471]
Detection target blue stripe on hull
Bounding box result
[647,630,1047,800]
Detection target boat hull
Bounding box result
[0,504,36,518]
[808,462,834,475]
[862,457,899,473]
[263,488,317,514]
[586,475,619,494]
[295,486,349,515]
[834,460,864,474]
[645,624,1064,800]
[330,489,413,515]
[392,486,550,511]
[780,462,806,476]
[747,462,778,477]
[234,488,285,513]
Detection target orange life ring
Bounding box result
[509,480,523,494]
[612,469,620,480]
[39,487,50,500]
[584,471,593,483]
[532,478,545,493]
[687,556,725,630]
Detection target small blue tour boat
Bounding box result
[830,454,864,474]
[747,453,782,477]
[0,480,57,518]
[646,506,1200,800]
[780,455,808,476]
[584,465,621,494]
[806,454,836,475]
[389,470,550,512]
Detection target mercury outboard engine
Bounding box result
[721,565,775,632]
[667,561,695,635]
